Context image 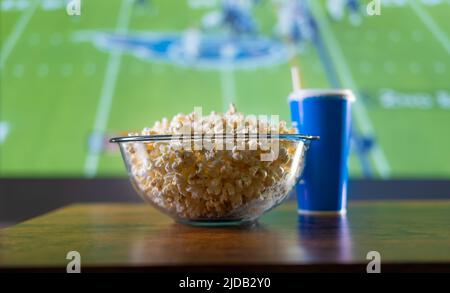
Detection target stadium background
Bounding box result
[1,0,449,179]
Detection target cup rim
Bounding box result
[109,133,320,143]
[289,89,356,102]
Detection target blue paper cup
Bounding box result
[289,89,355,215]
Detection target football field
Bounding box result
[0,0,449,178]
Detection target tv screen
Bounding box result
[1,0,449,178]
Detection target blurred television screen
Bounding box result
[0,0,449,178]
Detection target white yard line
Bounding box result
[0,0,39,70]
[84,0,133,177]
[0,121,10,144]
[220,66,236,111]
[410,1,450,55]
[309,0,391,178]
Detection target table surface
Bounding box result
[1,201,450,272]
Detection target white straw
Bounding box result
[290,66,301,92]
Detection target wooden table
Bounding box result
[1,201,450,272]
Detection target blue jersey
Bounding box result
[347,0,360,12]
[222,0,257,35]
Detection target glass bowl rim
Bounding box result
[109,133,319,143]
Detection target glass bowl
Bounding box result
[110,134,318,226]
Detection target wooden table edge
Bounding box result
[1,263,450,273]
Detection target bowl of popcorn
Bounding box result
[110,105,318,226]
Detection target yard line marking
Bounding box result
[410,1,450,55]
[0,122,10,144]
[84,0,133,177]
[0,0,39,70]
[220,66,236,111]
[309,0,391,178]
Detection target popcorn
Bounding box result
[124,105,304,220]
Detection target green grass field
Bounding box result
[1,0,449,178]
